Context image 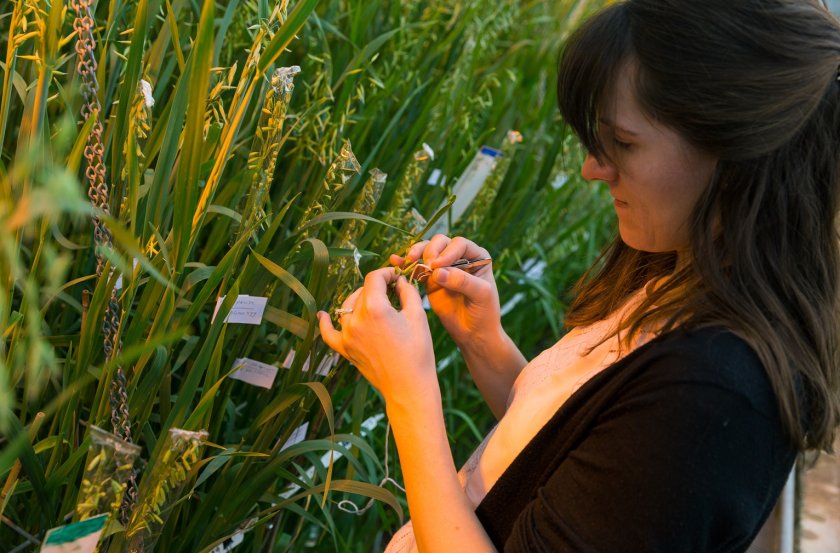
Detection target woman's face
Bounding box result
[580,64,718,254]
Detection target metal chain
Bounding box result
[71,0,138,522]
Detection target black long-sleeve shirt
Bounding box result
[475,327,797,552]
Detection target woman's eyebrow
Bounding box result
[599,118,640,136]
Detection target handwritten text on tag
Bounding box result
[212,295,268,325]
[230,358,278,389]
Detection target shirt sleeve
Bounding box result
[504,354,795,553]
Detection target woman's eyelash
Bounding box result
[612,137,632,149]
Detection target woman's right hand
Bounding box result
[390,234,502,348]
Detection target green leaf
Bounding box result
[263,306,311,340]
[300,381,335,506]
[295,211,409,235]
[206,204,242,223]
[250,249,316,316]
[172,0,215,271]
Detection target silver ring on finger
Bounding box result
[334,307,353,316]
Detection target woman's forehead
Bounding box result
[598,63,648,132]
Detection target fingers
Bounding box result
[391,236,489,273]
[358,267,401,315]
[363,266,399,297]
[429,236,490,269]
[415,234,490,269]
[339,288,362,312]
[391,241,429,267]
[317,311,348,357]
[423,234,451,267]
[357,268,426,320]
[431,265,492,300]
[395,275,424,316]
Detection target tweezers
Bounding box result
[410,257,492,283]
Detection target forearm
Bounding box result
[459,327,527,419]
[387,395,497,553]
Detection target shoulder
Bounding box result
[639,325,760,369]
[625,325,778,417]
[496,326,796,552]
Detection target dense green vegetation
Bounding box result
[0,0,613,550]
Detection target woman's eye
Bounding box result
[613,137,632,149]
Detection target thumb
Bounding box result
[395,275,424,315]
[317,311,348,358]
[432,268,490,301]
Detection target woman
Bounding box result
[317,0,840,550]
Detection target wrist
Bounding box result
[384,369,443,421]
[386,389,444,433]
[458,325,511,359]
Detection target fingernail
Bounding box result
[435,268,449,284]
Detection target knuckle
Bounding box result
[450,236,468,250]
[475,278,491,295]
[366,303,389,319]
[363,270,381,288]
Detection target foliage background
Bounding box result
[0,0,613,550]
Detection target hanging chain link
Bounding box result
[71,0,137,522]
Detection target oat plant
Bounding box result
[0,0,614,551]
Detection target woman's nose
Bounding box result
[581,152,618,183]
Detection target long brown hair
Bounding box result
[557,0,840,452]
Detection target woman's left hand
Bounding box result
[320,269,496,552]
[317,268,438,408]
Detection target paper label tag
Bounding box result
[427,168,446,186]
[208,531,244,553]
[281,414,384,499]
[41,514,108,553]
[115,258,140,291]
[280,422,309,451]
[315,353,339,376]
[212,295,268,325]
[282,350,336,376]
[424,146,498,238]
[551,173,569,190]
[230,358,278,389]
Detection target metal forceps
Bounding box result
[409,257,492,283]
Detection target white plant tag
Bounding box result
[212,295,268,325]
[280,422,309,451]
[551,173,569,190]
[282,350,335,377]
[280,413,385,499]
[230,358,278,389]
[115,258,140,291]
[424,146,501,238]
[427,168,441,185]
[41,514,108,553]
[314,353,339,376]
[208,531,244,553]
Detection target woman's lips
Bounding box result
[613,198,629,208]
